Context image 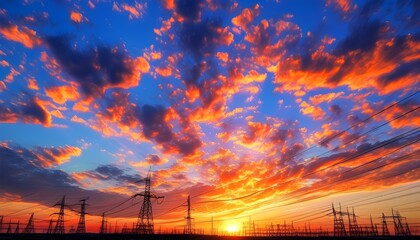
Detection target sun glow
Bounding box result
[226,223,240,233]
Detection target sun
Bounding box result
[226,223,240,233]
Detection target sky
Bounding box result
[0,0,419,235]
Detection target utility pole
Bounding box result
[76,199,87,234]
[184,195,193,234]
[53,195,66,234]
[134,170,164,234]
[22,213,35,233]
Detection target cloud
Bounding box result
[326,0,356,18]
[231,4,259,31]
[44,35,149,98]
[113,2,146,19]
[70,11,83,23]
[32,145,82,167]
[0,95,52,127]
[0,142,132,217]
[45,84,80,104]
[139,104,202,156]
[0,16,41,48]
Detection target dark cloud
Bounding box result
[44,35,145,98]
[330,104,342,116]
[179,19,223,85]
[334,20,387,56]
[140,104,202,156]
[145,154,163,165]
[377,59,420,88]
[0,143,130,217]
[359,0,385,18]
[93,164,141,183]
[140,104,174,142]
[175,0,202,21]
[0,95,51,126]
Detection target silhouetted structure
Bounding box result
[347,207,360,236]
[332,203,347,236]
[135,171,164,234]
[53,195,66,234]
[382,213,390,236]
[184,195,193,234]
[99,213,107,234]
[76,199,87,233]
[22,213,35,234]
[392,209,411,236]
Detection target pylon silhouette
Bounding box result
[76,199,87,233]
[47,219,53,234]
[99,213,107,234]
[53,195,66,234]
[332,203,347,236]
[134,170,164,234]
[382,213,390,236]
[22,213,35,233]
[184,195,193,234]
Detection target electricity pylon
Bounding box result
[134,170,164,234]
[99,213,107,234]
[76,199,87,233]
[184,195,193,234]
[332,203,347,236]
[22,213,35,233]
[53,195,66,234]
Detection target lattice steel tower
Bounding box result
[22,213,35,233]
[76,199,87,233]
[135,171,164,234]
[184,195,193,234]
[332,203,347,237]
[53,195,66,234]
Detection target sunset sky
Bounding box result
[0,0,419,235]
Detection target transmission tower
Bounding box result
[76,199,87,234]
[332,203,347,236]
[392,209,410,236]
[347,207,360,236]
[47,219,53,234]
[53,195,66,234]
[370,215,377,236]
[22,213,35,234]
[184,195,193,234]
[6,220,11,234]
[382,213,390,236]
[99,213,107,234]
[14,221,19,234]
[134,170,164,234]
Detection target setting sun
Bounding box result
[226,223,240,233]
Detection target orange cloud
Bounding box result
[0,23,41,48]
[113,2,145,19]
[162,0,175,10]
[45,85,80,104]
[27,78,39,90]
[231,4,259,31]
[0,60,9,67]
[70,11,83,23]
[309,92,344,105]
[299,101,326,120]
[326,0,356,18]
[70,115,86,124]
[216,52,229,62]
[156,66,172,77]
